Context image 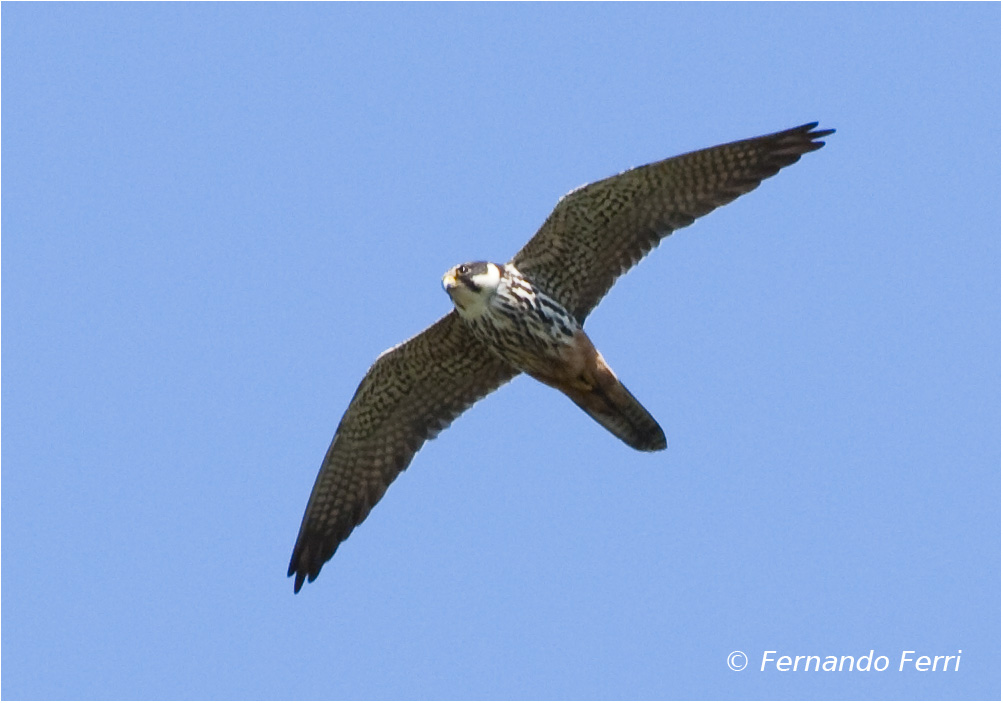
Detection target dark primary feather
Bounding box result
[511,123,834,322]
[287,312,518,592]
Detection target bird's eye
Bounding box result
[458,265,469,276]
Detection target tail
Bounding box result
[559,365,667,452]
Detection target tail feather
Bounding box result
[525,329,666,451]
[563,375,666,452]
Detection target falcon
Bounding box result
[288,122,834,592]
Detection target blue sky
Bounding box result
[3,3,999,700]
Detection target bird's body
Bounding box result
[444,262,579,371]
[288,122,834,592]
[443,261,666,451]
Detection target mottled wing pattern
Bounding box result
[288,311,518,592]
[511,123,834,322]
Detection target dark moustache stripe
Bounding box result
[461,276,481,293]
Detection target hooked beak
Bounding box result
[442,270,458,292]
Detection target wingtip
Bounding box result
[289,559,306,593]
[288,546,309,593]
[289,545,325,593]
[803,122,835,143]
[772,122,834,156]
[289,566,320,593]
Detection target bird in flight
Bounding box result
[288,122,834,592]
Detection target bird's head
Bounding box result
[442,261,503,314]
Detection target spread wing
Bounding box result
[288,311,518,592]
[511,122,834,322]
